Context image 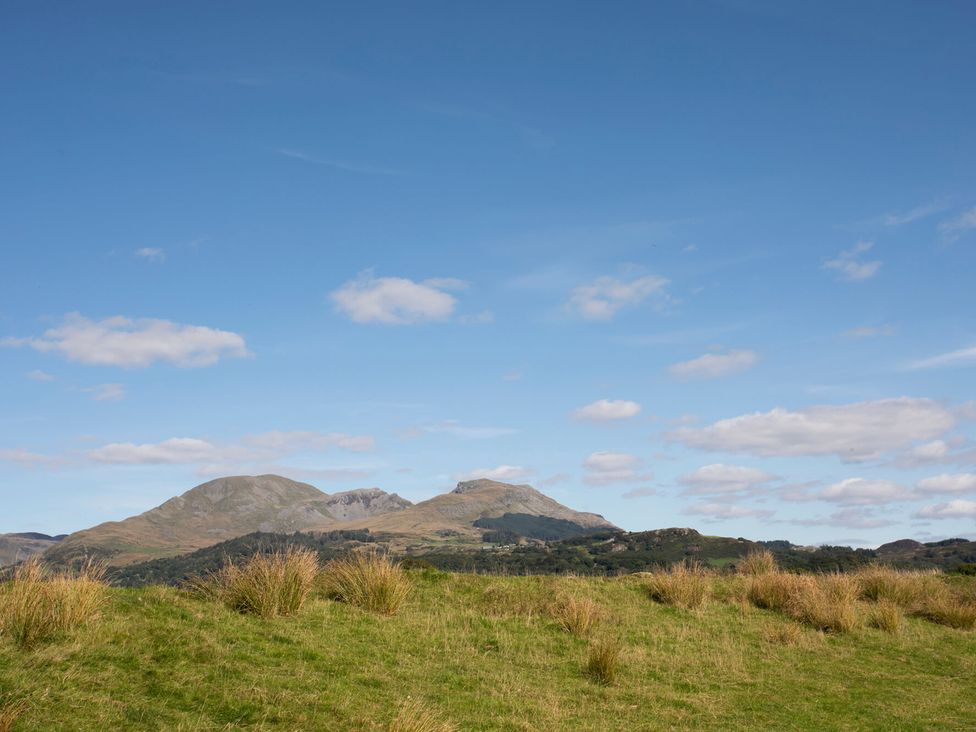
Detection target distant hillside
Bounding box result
[45,475,411,567]
[336,478,618,546]
[0,532,64,568]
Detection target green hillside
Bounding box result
[2,569,976,731]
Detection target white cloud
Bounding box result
[89,437,220,464]
[622,486,658,499]
[824,241,881,281]
[331,274,457,324]
[0,448,54,466]
[421,421,517,439]
[792,507,895,529]
[939,206,976,241]
[843,325,894,339]
[917,473,976,495]
[135,247,165,262]
[567,274,669,321]
[243,431,375,453]
[87,430,375,465]
[454,465,533,482]
[669,397,955,462]
[685,502,774,520]
[908,345,976,371]
[2,313,249,368]
[915,500,976,519]
[819,478,914,505]
[84,383,126,402]
[678,464,777,495]
[26,369,55,381]
[669,350,758,380]
[582,451,652,486]
[573,399,642,422]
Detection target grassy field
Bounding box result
[1,562,975,731]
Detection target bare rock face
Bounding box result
[323,488,413,521]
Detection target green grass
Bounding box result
[1,572,975,730]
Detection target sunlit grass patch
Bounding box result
[645,562,709,610]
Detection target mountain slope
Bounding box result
[0,532,64,567]
[335,478,617,544]
[45,475,411,567]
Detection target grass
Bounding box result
[548,594,602,636]
[0,559,106,649]
[321,550,411,615]
[585,636,622,685]
[186,548,319,618]
[389,698,456,732]
[645,562,709,609]
[737,548,778,576]
[0,570,974,730]
[867,600,904,635]
[0,698,27,732]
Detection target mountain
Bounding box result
[0,532,65,568]
[335,478,618,545]
[44,475,411,567]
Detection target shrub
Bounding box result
[323,550,411,616]
[389,698,456,732]
[867,599,904,634]
[186,548,319,618]
[549,595,602,637]
[0,559,106,650]
[645,562,708,610]
[585,637,623,685]
[737,549,778,576]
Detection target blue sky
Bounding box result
[2,1,976,547]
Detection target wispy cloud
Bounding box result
[881,201,947,227]
[277,148,405,176]
[908,345,976,371]
[26,369,55,381]
[83,383,126,402]
[573,399,642,422]
[843,325,894,339]
[669,350,758,380]
[938,206,976,242]
[331,272,458,325]
[135,247,165,262]
[567,274,670,321]
[582,451,653,486]
[824,241,881,282]
[454,464,533,482]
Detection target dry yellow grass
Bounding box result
[762,621,806,646]
[747,571,806,613]
[645,562,709,610]
[585,636,623,685]
[0,559,106,649]
[548,594,602,637]
[868,599,904,634]
[389,698,456,732]
[186,548,319,618]
[737,548,778,575]
[322,550,411,615]
[856,566,936,608]
[0,698,27,732]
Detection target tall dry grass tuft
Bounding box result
[737,548,778,576]
[388,698,456,732]
[789,574,861,634]
[585,637,623,685]
[323,550,411,616]
[645,562,709,610]
[0,558,106,650]
[0,698,27,732]
[186,548,319,618]
[916,594,976,630]
[747,571,805,613]
[868,599,904,634]
[856,566,933,608]
[549,595,602,637]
